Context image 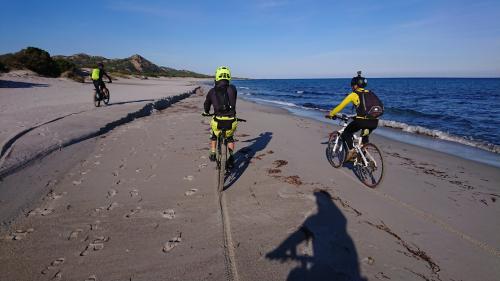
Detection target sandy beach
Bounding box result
[0,77,499,281]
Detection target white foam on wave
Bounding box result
[251,98,299,108]
[238,86,250,90]
[379,119,500,154]
[296,90,304,94]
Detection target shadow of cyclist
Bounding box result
[266,190,366,281]
[224,132,273,190]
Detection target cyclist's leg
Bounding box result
[209,118,219,161]
[99,81,107,93]
[92,80,100,94]
[360,119,379,145]
[226,120,238,167]
[341,120,360,150]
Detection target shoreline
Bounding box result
[0,80,499,280]
[240,95,500,168]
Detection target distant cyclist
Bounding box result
[326,71,384,161]
[90,62,112,98]
[202,66,238,168]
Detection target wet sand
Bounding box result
[0,79,499,281]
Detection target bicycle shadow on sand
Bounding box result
[266,190,366,281]
[224,132,273,190]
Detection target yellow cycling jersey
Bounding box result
[329,88,369,119]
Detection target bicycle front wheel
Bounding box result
[326,132,346,168]
[103,88,110,105]
[358,143,384,188]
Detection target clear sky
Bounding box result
[1,0,499,78]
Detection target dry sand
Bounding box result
[0,78,499,281]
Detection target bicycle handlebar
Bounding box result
[325,113,356,122]
[201,113,247,122]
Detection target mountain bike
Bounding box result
[94,83,110,107]
[325,113,384,188]
[203,114,246,192]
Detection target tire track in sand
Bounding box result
[218,188,240,281]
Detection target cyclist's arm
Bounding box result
[103,71,112,82]
[329,92,358,117]
[203,90,213,114]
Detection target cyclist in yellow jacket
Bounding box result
[327,71,380,161]
[90,62,112,98]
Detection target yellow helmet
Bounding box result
[215,66,231,82]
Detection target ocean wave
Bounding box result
[238,86,250,90]
[379,119,500,154]
[251,98,299,108]
[301,102,330,111]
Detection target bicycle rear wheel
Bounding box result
[326,132,346,168]
[103,88,110,105]
[217,136,227,192]
[358,143,384,188]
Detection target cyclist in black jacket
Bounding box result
[202,66,238,167]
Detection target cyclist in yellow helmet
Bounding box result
[202,66,238,168]
[90,62,112,98]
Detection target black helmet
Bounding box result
[97,62,104,68]
[351,71,367,88]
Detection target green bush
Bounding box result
[54,58,76,73]
[0,61,7,72]
[4,47,61,77]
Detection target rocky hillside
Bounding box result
[54,53,209,78]
[0,47,210,79]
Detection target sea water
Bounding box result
[231,78,500,167]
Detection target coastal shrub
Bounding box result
[4,47,61,77]
[0,61,7,72]
[61,69,85,83]
[54,58,76,73]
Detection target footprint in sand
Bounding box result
[106,202,118,211]
[68,229,84,240]
[81,170,90,175]
[162,209,175,219]
[72,180,83,186]
[198,163,207,169]
[46,191,64,200]
[184,189,198,196]
[124,207,142,218]
[41,257,65,275]
[107,189,117,198]
[80,236,109,256]
[130,189,139,198]
[28,208,54,217]
[163,233,182,253]
[51,271,62,281]
[183,175,194,181]
[85,275,98,281]
[5,228,35,241]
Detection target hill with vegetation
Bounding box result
[0,47,210,81]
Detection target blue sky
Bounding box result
[1,0,499,78]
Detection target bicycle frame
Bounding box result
[332,116,373,168]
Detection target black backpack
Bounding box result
[215,85,234,114]
[356,90,384,118]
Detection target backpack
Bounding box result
[214,85,234,114]
[356,90,384,118]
